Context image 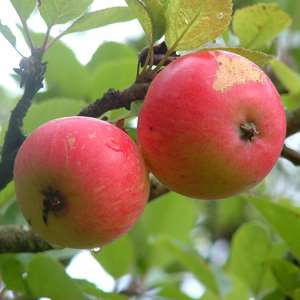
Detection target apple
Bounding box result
[14,116,149,248]
[137,50,286,199]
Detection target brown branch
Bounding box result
[281,145,300,166]
[0,50,46,191]
[286,107,300,137]
[0,225,52,253]
[79,83,150,118]
[149,178,169,201]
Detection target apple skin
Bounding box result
[14,116,149,248]
[137,50,286,199]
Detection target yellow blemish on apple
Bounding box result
[213,55,264,92]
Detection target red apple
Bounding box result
[137,50,286,199]
[14,116,149,248]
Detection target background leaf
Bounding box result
[39,0,93,25]
[161,239,219,294]
[129,192,200,271]
[270,59,300,94]
[65,7,135,35]
[27,254,87,300]
[94,236,135,278]
[10,0,36,20]
[270,259,300,296]
[250,197,300,261]
[43,40,89,99]
[228,222,272,294]
[144,0,167,40]
[87,42,137,70]
[0,21,16,48]
[125,0,153,42]
[24,98,85,133]
[0,258,27,294]
[233,3,291,49]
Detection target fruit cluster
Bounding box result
[14,50,286,248]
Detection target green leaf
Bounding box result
[24,33,89,98]
[64,7,135,35]
[93,236,135,278]
[251,197,300,261]
[223,274,251,300]
[159,282,193,300]
[0,201,25,225]
[210,47,273,66]
[129,192,200,272]
[261,289,286,300]
[125,0,153,43]
[39,0,92,25]
[0,20,16,48]
[87,42,137,71]
[10,0,36,20]
[206,196,245,238]
[278,0,300,30]
[295,289,300,300]
[88,59,137,100]
[144,0,167,40]
[76,279,127,300]
[0,258,27,293]
[270,259,300,296]
[233,3,291,49]
[24,98,85,133]
[281,93,300,111]
[143,193,199,242]
[229,222,272,293]
[270,59,300,94]
[43,41,89,99]
[0,182,15,207]
[160,239,219,294]
[98,293,127,300]
[130,101,143,117]
[200,290,219,300]
[27,254,87,300]
[165,0,232,51]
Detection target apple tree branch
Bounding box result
[0,49,46,191]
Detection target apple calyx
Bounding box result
[42,186,65,225]
[239,122,259,141]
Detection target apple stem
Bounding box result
[42,187,65,225]
[240,122,259,141]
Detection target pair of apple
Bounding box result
[14,50,286,248]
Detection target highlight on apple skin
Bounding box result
[137,50,286,200]
[14,116,150,248]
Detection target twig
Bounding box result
[79,83,150,118]
[286,107,300,137]
[42,25,53,54]
[281,145,300,166]
[0,225,52,253]
[139,41,178,68]
[149,178,169,201]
